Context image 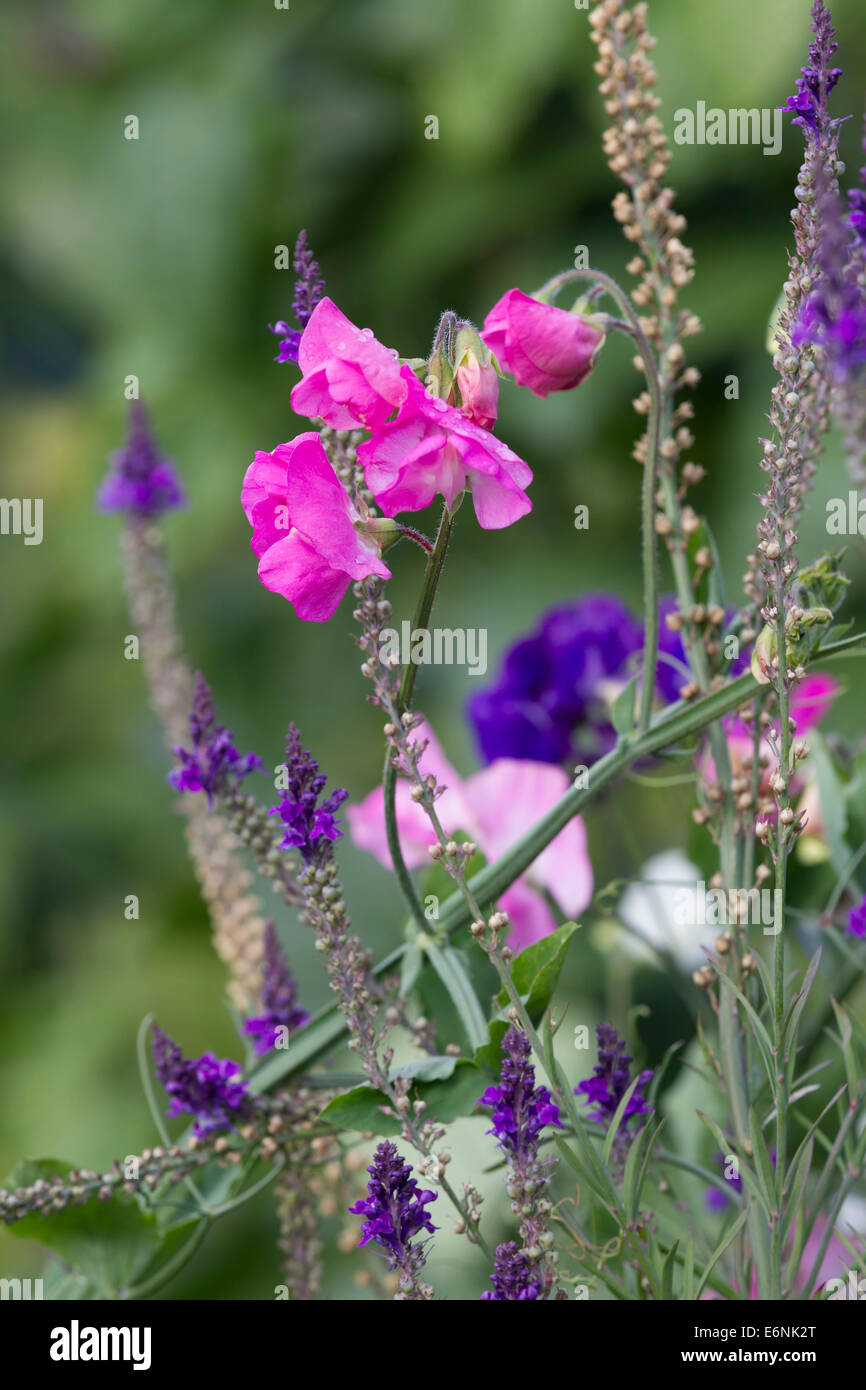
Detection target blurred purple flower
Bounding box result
[244,922,310,1054]
[98,400,185,517]
[576,1022,653,1127]
[847,895,866,938]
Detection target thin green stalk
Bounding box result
[124,1218,211,1300]
[769,609,791,1300]
[539,268,660,735]
[383,504,455,930]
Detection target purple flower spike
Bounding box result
[779,1,842,138]
[847,895,866,938]
[793,170,866,380]
[478,1025,562,1157]
[348,1141,437,1282]
[243,922,310,1055]
[576,1022,653,1128]
[269,723,347,867]
[168,673,263,806]
[151,1025,251,1137]
[269,230,326,364]
[481,1242,541,1301]
[98,400,185,517]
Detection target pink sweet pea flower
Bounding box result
[347,722,592,951]
[357,367,532,530]
[723,672,838,783]
[290,297,407,430]
[481,288,605,398]
[241,432,391,622]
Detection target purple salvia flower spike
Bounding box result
[269,723,348,867]
[151,1024,252,1137]
[98,399,185,517]
[779,0,843,137]
[348,1141,436,1298]
[243,922,310,1054]
[268,229,326,363]
[168,672,263,806]
[575,1022,653,1162]
[478,1026,561,1298]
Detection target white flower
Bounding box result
[616,849,709,970]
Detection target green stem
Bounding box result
[770,609,791,1300]
[383,505,455,930]
[539,268,660,735]
[124,1218,211,1300]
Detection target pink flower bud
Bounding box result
[481,288,605,398]
[454,326,499,429]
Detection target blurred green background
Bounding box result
[2,0,865,1298]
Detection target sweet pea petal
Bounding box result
[257,531,352,622]
[462,759,593,917]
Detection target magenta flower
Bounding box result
[289,297,407,430]
[357,367,532,530]
[481,288,605,398]
[347,721,592,951]
[241,432,391,622]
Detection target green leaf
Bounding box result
[611,674,639,735]
[425,943,488,1051]
[399,941,424,998]
[830,998,857,1101]
[319,1059,484,1136]
[318,1087,401,1137]
[5,1159,162,1297]
[389,1055,458,1084]
[41,1258,96,1301]
[749,1107,778,1216]
[601,1073,646,1168]
[781,1136,813,1246]
[626,1118,666,1225]
[661,1239,680,1300]
[694,1208,749,1300]
[474,1018,507,1075]
[553,1135,613,1206]
[682,1235,695,1302]
[810,731,850,882]
[495,920,580,1024]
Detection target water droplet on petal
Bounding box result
[335,340,347,352]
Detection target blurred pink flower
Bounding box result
[481,288,605,398]
[241,432,391,622]
[704,672,839,789]
[290,297,407,429]
[358,367,532,530]
[347,721,592,950]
